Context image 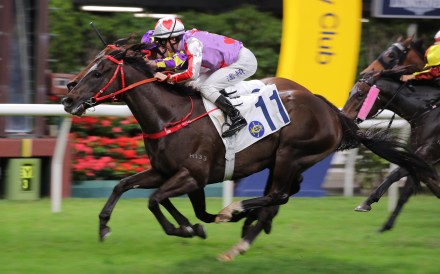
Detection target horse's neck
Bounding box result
[124,82,195,134]
[381,79,440,121]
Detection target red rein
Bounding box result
[93,51,218,139]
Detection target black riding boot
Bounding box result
[214,94,247,137]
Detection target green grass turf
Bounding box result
[0,196,438,274]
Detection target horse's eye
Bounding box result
[94,71,102,78]
[356,89,365,99]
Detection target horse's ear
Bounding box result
[401,35,414,48]
[113,34,137,47]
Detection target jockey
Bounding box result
[141,29,188,71]
[401,30,440,82]
[148,17,258,138]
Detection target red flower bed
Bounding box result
[70,116,151,181]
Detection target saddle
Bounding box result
[202,80,290,153]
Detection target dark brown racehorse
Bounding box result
[62,45,435,260]
[361,35,425,74]
[67,40,289,246]
[342,66,440,232]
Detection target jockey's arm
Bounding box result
[169,37,203,83]
[413,66,440,80]
[153,51,188,71]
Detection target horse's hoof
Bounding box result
[263,222,272,234]
[99,227,111,242]
[217,253,234,262]
[215,214,231,223]
[193,224,207,239]
[354,204,371,212]
[378,226,391,233]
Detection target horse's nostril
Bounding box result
[61,97,72,106]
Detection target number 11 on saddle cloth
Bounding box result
[203,80,291,153]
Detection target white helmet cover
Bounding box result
[435,30,440,44]
[152,17,185,39]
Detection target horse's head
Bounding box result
[66,36,158,92]
[62,43,156,116]
[361,35,414,74]
[343,66,418,123]
[343,71,382,122]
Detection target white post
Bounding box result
[222,180,234,208]
[344,148,358,197]
[51,117,71,213]
[387,170,399,212]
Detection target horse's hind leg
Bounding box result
[217,174,302,261]
[218,206,280,261]
[379,177,415,232]
[215,159,298,222]
[99,169,166,241]
[355,167,409,212]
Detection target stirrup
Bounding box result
[221,118,247,138]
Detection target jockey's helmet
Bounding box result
[141,30,155,43]
[152,17,185,39]
[434,30,440,45]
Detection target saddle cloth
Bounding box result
[202,80,291,153]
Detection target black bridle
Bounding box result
[377,42,410,69]
[356,76,408,128]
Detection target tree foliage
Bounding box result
[48,1,281,78]
[49,0,438,79]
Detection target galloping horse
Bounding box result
[361,35,425,74]
[342,66,440,232]
[62,45,435,260]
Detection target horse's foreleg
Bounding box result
[160,198,207,239]
[188,189,217,223]
[379,177,415,232]
[98,169,165,241]
[148,167,203,238]
[355,167,409,212]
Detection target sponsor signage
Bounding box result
[372,0,440,18]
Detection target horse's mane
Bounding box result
[381,65,419,80]
[107,46,201,97]
[410,39,426,59]
[359,65,419,83]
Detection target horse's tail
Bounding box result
[315,94,437,184]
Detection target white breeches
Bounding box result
[188,47,258,103]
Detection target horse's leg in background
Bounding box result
[99,169,166,241]
[379,175,440,232]
[379,176,416,232]
[355,167,409,212]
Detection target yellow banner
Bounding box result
[277,0,362,107]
